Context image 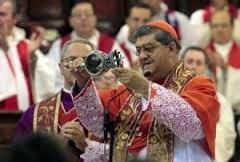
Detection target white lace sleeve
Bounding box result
[149,83,204,142]
[73,79,104,138]
[80,139,109,162]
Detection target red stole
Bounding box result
[60,32,114,53]
[180,76,219,158]
[58,104,78,129]
[17,41,33,105]
[33,90,78,133]
[0,95,18,111]
[203,4,238,23]
[0,41,33,111]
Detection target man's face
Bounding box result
[60,43,93,87]
[0,1,15,35]
[69,3,96,37]
[127,7,152,38]
[135,33,172,81]
[210,11,233,44]
[183,50,207,75]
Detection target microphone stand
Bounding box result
[109,122,115,162]
[104,88,128,162]
[104,109,115,162]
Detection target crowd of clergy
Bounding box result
[1,0,240,162]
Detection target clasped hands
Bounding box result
[62,56,150,97]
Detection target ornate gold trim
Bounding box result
[113,95,143,162]
[54,91,61,133]
[112,62,196,162]
[33,102,40,132]
[147,61,195,162]
[32,91,62,133]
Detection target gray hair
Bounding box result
[60,38,96,61]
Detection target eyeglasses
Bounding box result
[134,43,166,56]
[71,13,94,19]
[60,56,87,63]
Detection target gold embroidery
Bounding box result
[147,61,195,162]
[54,93,61,133]
[112,62,196,162]
[113,95,142,162]
[33,92,62,133]
[33,102,40,132]
[147,120,174,162]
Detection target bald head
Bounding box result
[59,39,95,89]
[210,10,233,44]
[61,39,95,61]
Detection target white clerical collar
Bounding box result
[63,87,71,94]
[71,30,99,48]
[214,41,233,63]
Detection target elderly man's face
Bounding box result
[69,3,96,38]
[135,33,173,81]
[59,43,93,87]
[0,1,16,35]
[183,50,207,75]
[210,11,233,44]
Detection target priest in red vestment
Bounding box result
[206,10,240,111]
[0,16,45,111]
[62,21,220,162]
[190,0,240,47]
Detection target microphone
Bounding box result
[103,109,110,141]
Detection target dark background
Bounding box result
[17,0,240,36]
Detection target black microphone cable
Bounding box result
[103,87,129,162]
[104,87,129,141]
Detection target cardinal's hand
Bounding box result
[112,67,149,98]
